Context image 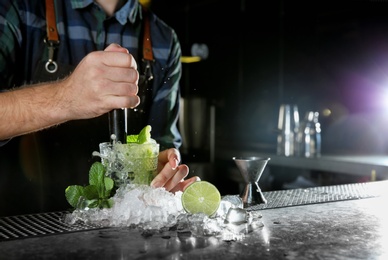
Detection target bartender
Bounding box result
[0,0,197,216]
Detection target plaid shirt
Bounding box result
[0,0,182,149]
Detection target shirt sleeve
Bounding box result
[149,28,183,151]
[0,1,21,88]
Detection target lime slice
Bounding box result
[181,181,221,216]
[137,125,151,144]
[126,125,152,144]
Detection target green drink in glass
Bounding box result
[115,141,159,185]
[97,125,159,187]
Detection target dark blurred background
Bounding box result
[150,0,388,192]
[151,0,388,150]
[2,0,388,216]
[151,0,388,194]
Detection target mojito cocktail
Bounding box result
[115,141,159,185]
[97,125,160,187]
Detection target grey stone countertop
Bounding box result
[1,183,388,259]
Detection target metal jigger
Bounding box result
[233,156,270,207]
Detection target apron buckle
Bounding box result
[44,38,60,74]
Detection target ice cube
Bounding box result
[250,218,264,230]
[203,216,224,236]
[225,222,251,234]
[216,195,243,218]
[223,195,243,208]
[187,213,207,236]
[224,207,248,224]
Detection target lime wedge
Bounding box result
[181,181,221,216]
[138,125,151,144]
[127,125,152,144]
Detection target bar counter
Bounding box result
[1,181,388,259]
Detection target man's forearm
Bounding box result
[0,82,69,140]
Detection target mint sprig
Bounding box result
[65,162,114,209]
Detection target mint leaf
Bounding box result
[100,198,114,208]
[83,185,99,200]
[87,199,99,208]
[126,134,138,143]
[89,162,107,199]
[65,185,85,208]
[104,177,114,197]
[89,162,105,187]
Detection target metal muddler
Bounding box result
[108,109,127,143]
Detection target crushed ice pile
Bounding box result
[64,184,264,241]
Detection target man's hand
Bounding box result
[57,43,140,121]
[151,148,199,193]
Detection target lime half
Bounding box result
[181,181,221,216]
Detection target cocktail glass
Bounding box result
[232,156,270,208]
[99,141,159,187]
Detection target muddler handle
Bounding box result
[108,109,126,143]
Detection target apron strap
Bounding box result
[141,7,154,81]
[44,0,60,74]
[45,0,59,43]
[125,6,155,135]
[142,8,153,61]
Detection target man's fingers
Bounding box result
[161,165,189,192]
[102,66,139,85]
[170,176,200,193]
[105,95,140,110]
[104,43,128,53]
[101,51,137,70]
[85,44,136,70]
[151,163,183,188]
